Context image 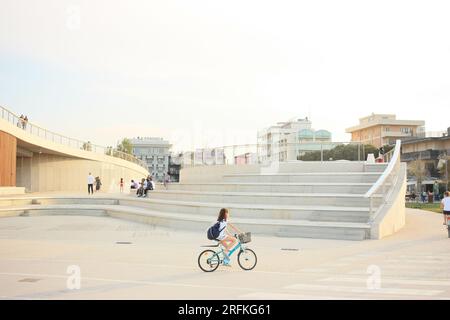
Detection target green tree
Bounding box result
[408,158,425,191]
[117,138,133,154]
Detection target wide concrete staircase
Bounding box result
[0,161,396,241]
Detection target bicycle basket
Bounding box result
[238,232,251,243]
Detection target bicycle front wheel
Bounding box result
[238,248,257,271]
[198,250,220,272]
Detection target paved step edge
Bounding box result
[0,204,371,229]
[0,196,373,212]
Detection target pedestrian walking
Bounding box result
[421,191,427,203]
[428,191,434,203]
[87,172,95,195]
[433,181,440,202]
[119,178,124,193]
[163,172,170,189]
[17,115,24,128]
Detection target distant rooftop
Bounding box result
[402,128,450,145]
[258,117,312,134]
[346,113,425,133]
[130,137,171,146]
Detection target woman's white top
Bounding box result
[216,220,227,240]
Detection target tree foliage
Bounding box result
[117,138,133,154]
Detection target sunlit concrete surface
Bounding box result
[0,208,449,300]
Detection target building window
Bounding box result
[400,128,412,134]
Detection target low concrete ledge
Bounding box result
[0,203,370,240]
[0,187,26,196]
[0,194,373,212]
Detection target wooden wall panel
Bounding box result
[0,131,17,186]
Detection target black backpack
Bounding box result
[207,221,226,240]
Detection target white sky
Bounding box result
[1,0,449,151]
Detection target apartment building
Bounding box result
[257,117,333,162]
[346,113,425,148]
[130,137,172,182]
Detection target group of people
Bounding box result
[419,187,443,204]
[87,173,102,194]
[86,173,165,195]
[419,190,437,203]
[131,176,156,198]
[17,114,29,130]
[408,182,446,203]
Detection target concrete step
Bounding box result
[148,190,382,207]
[0,205,108,217]
[0,197,118,207]
[166,182,373,194]
[0,204,370,240]
[0,198,372,223]
[250,162,387,173]
[364,163,388,172]
[222,172,381,183]
[118,197,372,222]
[0,194,376,222]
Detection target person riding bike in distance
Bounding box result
[208,208,242,267]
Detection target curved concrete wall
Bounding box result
[370,163,407,239]
[1,117,149,193]
[16,153,148,193]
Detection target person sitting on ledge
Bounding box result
[136,178,146,197]
[143,177,154,198]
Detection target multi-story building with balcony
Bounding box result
[257,117,334,162]
[401,128,450,193]
[130,137,172,182]
[346,113,425,148]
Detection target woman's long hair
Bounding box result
[217,208,228,221]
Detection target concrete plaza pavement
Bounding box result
[0,208,449,300]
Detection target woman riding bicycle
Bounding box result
[214,208,242,266]
[200,208,257,272]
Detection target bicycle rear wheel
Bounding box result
[237,248,257,271]
[198,250,220,272]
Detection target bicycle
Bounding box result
[198,232,257,272]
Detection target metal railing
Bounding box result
[365,139,402,221]
[382,146,396,163]
[178,141,383,167]
[0,105,148,170]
